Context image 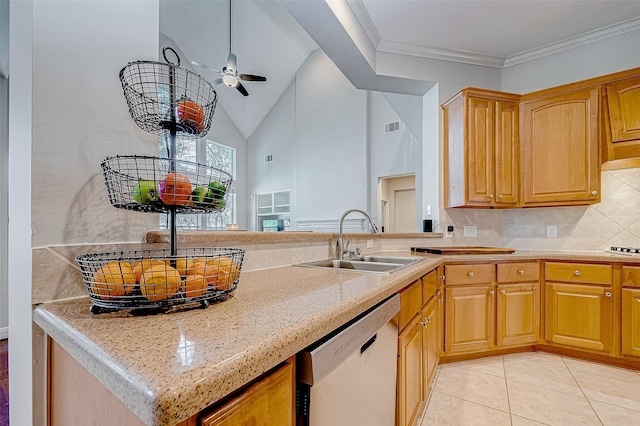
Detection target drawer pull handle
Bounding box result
[489,290,495,295]
[518,269,525,275]
[605,291,612,298]
[574,270,581,276]
[501,289,507,295]
[468,272,475,278]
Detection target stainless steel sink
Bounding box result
[296,255,423,274]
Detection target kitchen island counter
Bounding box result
[33,249,640,425]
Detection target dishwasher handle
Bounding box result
[360,333,377,356]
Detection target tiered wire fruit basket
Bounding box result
[77,47,244,314]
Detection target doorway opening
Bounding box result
[377,174,416,233]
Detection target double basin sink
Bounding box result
[297,255,423,274]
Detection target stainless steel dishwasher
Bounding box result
[296,294,400,426]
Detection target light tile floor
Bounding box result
[419,352,640,425]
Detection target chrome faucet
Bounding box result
[336,208,379,260]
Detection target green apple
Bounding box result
[191,186,211,206]
[208,181,227,201]
[213,198,226,210]
[131,180,158,203]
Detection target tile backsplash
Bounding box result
[440,167,640,251]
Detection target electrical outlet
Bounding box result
[547,225,558,238]
[366,240,374,249]
[463,226,478,237]
[445,225,454,238]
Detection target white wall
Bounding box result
[502,29,640,93]
[422,84,440,230]
[295,49,367,221]
[368,91,422,230]
[31,1,159,248]
[247,81,296,230]
[0,0,8,338]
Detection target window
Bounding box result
[159,137,236,230]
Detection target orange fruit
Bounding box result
[180,274,208,298]
[139,264,181,302]
[91,261,136,299]
[209,257,240,291]
[158,172,192,206]
[132,259,169,283]
[177,100,205,132]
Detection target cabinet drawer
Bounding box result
[422,271,438,305]
[399,280,421,332]
[545,262,612,285]
[445,264,494,285]
[622,266,640,288]
[497,262,540,283]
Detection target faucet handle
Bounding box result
[355,246,362,256]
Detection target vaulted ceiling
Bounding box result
[161,0,640,139]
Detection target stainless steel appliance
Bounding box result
[296,294,400,426]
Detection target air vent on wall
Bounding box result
[384,121,400,134]
[264,154,273,163]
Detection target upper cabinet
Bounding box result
[520,88,600,206]
[443,88,520,208]
[603,75,640,167]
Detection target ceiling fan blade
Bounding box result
[226,52,238,73]
[235,81,249,97]
[190,61,222,74]
[239,74,267,82]
[211,78,223,86]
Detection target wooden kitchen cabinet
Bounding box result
[496,282,540,347]
[200,361,295,426]
[603,76,640,164]
[545,262,613,353]
[397,270,442,426]
[520,87,600,206]
[445,283,495,354]
[622,288,640,358]
[443,88,520,208]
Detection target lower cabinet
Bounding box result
[545,282,613,353]
[622,288,640,358]
[200,360,295,425]
[397,270,443,426]
[445,284,494,354]
[496,282,540,347]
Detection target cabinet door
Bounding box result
[467,97,495,205]
[422,295,440,388]
[521,88,600,206]
[494,100,519,206]
[545,282,613,353]
[607,77,640,144]
[200,362,294,426]
[496,282,540,347]
[445,284,494,354]
[398,318,423,426]
[622,288,640,358]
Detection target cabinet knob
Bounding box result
[574,270,581,276]
[420,321,427,327]
[489,290,495,295]
[488,194,494,200]
[592,191,598,196]
[440,275,445,281]
[500,289,507,295]
[605,291,612,298]
[498,194,504,200]
[468,272,475,278]
[425,317,432,323]
[439,298,443,303]
[518,269,525,275]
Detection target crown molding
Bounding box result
[504,17,640,67]
[347,1,640,69]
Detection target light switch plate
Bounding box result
[547,225,558,238]
[464,226,478,237]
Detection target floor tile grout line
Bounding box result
[562,356,606,426]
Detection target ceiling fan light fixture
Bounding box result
[222,74,239,87]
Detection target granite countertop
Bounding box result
[32,249,640,425]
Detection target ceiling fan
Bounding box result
[191,0,266,97]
